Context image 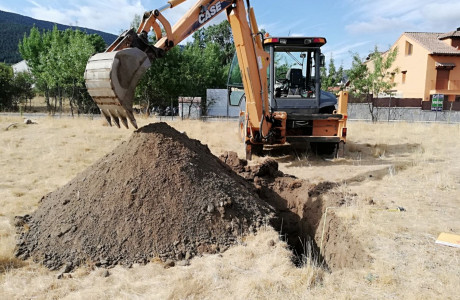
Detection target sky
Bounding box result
[1,0,459,68]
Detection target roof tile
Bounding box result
[439,30,460,39]
[404,32,460,55]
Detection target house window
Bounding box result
[436,69,450,90]
[405,41,413,56]
[402,71,407,84]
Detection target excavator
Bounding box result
[84,0,348,159]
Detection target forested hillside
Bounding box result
[0,10,117,64]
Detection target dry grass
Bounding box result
[0,116,459,299]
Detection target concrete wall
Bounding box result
[348,103,460,122]
[204,89,460,122]
[178,97,201,119]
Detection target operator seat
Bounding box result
[286,68,303,95]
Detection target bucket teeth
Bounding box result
[130,119,138,129]
[112,116,121,128]
[120,117,129,129]
[126,110,138,129]
[101,110,113,127]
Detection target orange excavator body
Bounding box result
[85,0,347,158]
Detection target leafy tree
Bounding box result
[136,46,184,111]
[88,34,107,53]
[320,56,344,92]
[130,14,142,31]
[182,42,227,115]
[11,71,35,110]
[0,63,13,110]
[193,20,235,65]
[347,46,399,122]
[19,26,105,114]
[58,30,98,115]
[136,29,229,115]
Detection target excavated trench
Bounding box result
[220,152,370,270]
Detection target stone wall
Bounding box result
[348,103,460,123]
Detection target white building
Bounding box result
[12,60,30,74]
[206,89,243,118]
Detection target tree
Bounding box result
[182,42,227,115]
[320,56,344,92]
[0,63,13,110]
[192,21,235,65]
[347,46,399,122]
[136,45,184,110]
[135,29,229,115]
[19,26,105,114]
[87,34,107,53]
[130,14,142,31]
[11,71,35,111]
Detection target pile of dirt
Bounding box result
[14,123,274,271]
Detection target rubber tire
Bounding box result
[311,142,337,156]
[252,144,264,156]
[318,105,336,114]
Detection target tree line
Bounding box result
[0,21,233,114]
[135,20,234,114]
[0,19,398,118]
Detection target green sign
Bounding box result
[432,94,443,111]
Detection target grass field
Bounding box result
[0,115,459,299]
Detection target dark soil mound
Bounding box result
[14,123,274,270]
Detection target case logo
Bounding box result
[199,1,223,24]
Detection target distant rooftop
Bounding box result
[405,29,460,55]
[438,27,460,40]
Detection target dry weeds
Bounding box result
[1,116,459,299]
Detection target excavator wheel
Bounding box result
[245,143,263,160]
[84,48,151,129]
[311,142,338,157]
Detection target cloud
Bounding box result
[25,0,147,34]
[420,2,460,31]
[321,41,371,68]
[0,2,16,13]
[23,0,229,37]
[344,0,460,35]
[329,41,371,57]
[346,17,410,35]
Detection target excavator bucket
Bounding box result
[84,48,151,129]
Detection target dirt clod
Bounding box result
[14,123,274,271]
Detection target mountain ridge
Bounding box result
[0,10,118,64]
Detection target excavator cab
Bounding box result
[228,36,336,110]
[265,37,337,113]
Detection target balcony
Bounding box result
[430,80,460,95]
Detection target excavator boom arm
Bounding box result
[84,0,269,131]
